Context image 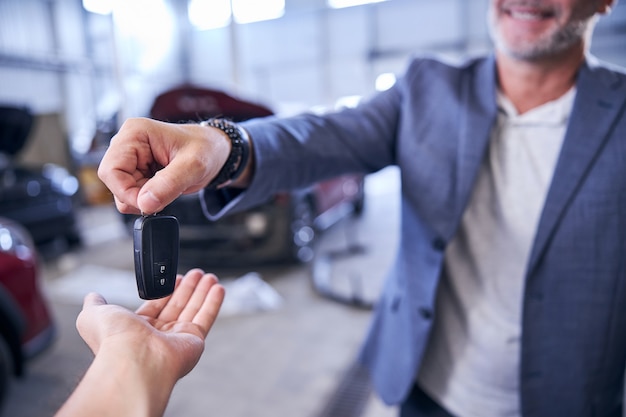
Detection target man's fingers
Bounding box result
[113,195,142,215]
[135,276,183,317]
[135,292,172,318]
[157,269,205,322]
[193,280,225,338]
[136,170,181,215]
[177,273,220,323]
[135,271,224,338]
[136,154,210,215]
[98,118,219,215]
[98,141,143,207]
[134,122,223,214]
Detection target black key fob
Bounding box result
[133,215,179,300]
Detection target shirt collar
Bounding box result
[497,87,577,126]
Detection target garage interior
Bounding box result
[1,0,626,416]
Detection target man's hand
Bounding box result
[76,269,225,379]
[97,118,231,215]
[55,269,225,417]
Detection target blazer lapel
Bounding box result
[454,55,499,229]
[527,58,626,275]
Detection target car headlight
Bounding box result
[42,163,80,196]
[0,218,36,261]
[245,213,269,237]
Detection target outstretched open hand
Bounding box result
[55,269,225,417]
[76,268,225,379]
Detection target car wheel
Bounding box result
[0,335,13,410]
[289,197,316,263]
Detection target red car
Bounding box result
[0,217,55,406]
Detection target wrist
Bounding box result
[200,119,250,189]
[97,345,177,414]
[56,346,177,417]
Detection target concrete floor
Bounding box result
[2,167,402,417]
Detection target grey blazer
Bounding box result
[203,54,626,416]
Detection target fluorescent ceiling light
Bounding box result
[189,0,232,30]
[327,0,388,9]
[232,0,285,24]
[82,0,114,15]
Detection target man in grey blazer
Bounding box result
[99,0,624,415]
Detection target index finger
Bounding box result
[97,118,157,213]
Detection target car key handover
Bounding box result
[133,214,179,300]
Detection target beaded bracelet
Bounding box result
[200,118,250,189]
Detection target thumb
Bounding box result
[136,156,210,214]
[136,166,183,214]
[77,293,109,353]
[82,292,108,309]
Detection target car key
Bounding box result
[133,214,179,300]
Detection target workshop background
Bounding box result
[0,0,625,416]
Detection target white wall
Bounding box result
[187,0,494,114]
[1,0,625,154]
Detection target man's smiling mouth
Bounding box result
[504,6,556,21]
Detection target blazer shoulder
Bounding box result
[405,53,490,74]
[402,53,495,88]
[583,55,626,89]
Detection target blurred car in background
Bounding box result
[0,217,55,407]
[123,85,365,267]
[160,173,364,267]
[0,106,81,256]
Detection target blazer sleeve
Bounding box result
[200,69,405,219]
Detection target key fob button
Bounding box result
[154,261,170,276]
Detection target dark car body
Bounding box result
[0,106,81,254]
[159,174,364,267]
[0,217,55,406]
[124,85,365,267]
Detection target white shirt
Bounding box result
[417,87,576,417]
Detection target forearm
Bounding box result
[239,106,397,190]
[55,347,178,417]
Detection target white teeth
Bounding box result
[510,10,543,20]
